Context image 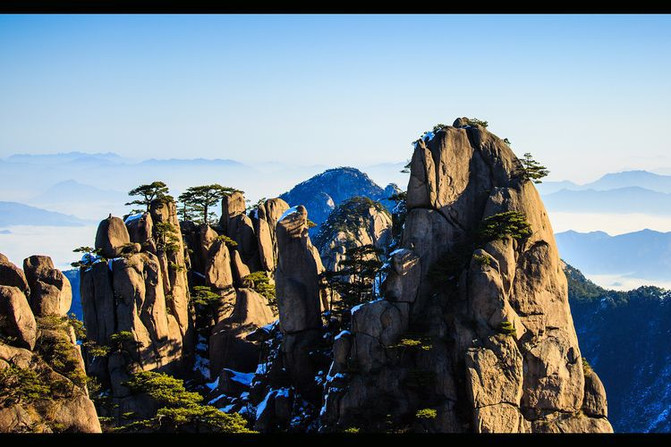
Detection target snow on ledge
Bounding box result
[124,213,144,224]
[279,206,300,223]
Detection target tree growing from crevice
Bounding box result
[517,152,549,184]
[178,184,239,225]
[126,181,170,213]
[321,244,384,327]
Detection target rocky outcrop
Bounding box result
[320,118,612,433]
[0,254,100,433]
[23,255,72,317]
[276,206,328,335]
[315,196,392,276]
[0,285,37,350]
[209,288,275,376]
[0,256,30,297]
[81,199,192,418]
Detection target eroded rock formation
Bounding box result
[320,118,612,433]
[0,254,100,433]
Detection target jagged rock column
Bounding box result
[321,118,612,433]
[81,215,186,417]
[275,206,329,394]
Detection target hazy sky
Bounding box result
[1,14,671,182]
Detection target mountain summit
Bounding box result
[319,118,612,432]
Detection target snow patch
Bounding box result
[224,368,254,387]
[220,404,235,413]
[124,213,143,224]
[279,206,300,222]
[205,377,220,391]
[334,330,351,341]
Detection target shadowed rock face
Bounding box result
[321,118,612,433]
[275,206,327,335]
[0,254,100,433]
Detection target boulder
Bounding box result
[94,216,131,258]
[22,255,71,317]
[0,286,37,350]
[0,255,30,296]
[209,288,275,375]
[582,365,608,418]
[205,240,234,289]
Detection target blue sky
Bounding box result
[1,14,670,182]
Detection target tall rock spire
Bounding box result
[321,118,612,433]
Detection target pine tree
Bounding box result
[126,181,170,213]
[177,184,239,225]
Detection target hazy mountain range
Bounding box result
[2,151,671,289]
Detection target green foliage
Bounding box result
[517,152,549,184]
[473,253,492,267]
[343,427,360,433]
[0,365,51,406]
[563,261,608,302]
[155,405,254,433]
[314,196,390,252]
[477,211,532,244]
[124,371,203,407]
[71,246,105,268]
[400,159,411,174]
[154,221,181,254]
[67,313,86,341]
[307,219,317,228]
[83,340,111,357]
[190,286,221,308]
[35,331,87,387]
[391,335,433,351]
[215,234,238,248]
[178,184,240,225]
[503,137,512,145]
[109,331,138,354]
[36,315,68,331]
[582,357,593,375]
[168,261,186,272]
[126,181,170,212]
[242,272,276,309]
[426,242,472,288]
[321,244,384,325]
[432,123,447,133]
[415,408,437,420]
[498,321,517,337]
[467,117,488,127]
[120,371,253,433]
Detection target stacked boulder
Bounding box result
[0,254,100,433]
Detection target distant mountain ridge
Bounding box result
[555,229,671,282]
[0,201,90,227]
[279,166,399,230]
[543,186,671,215]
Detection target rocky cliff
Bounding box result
[80,197,191,419]
[318,118,612,433]
[0,253,101,433]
